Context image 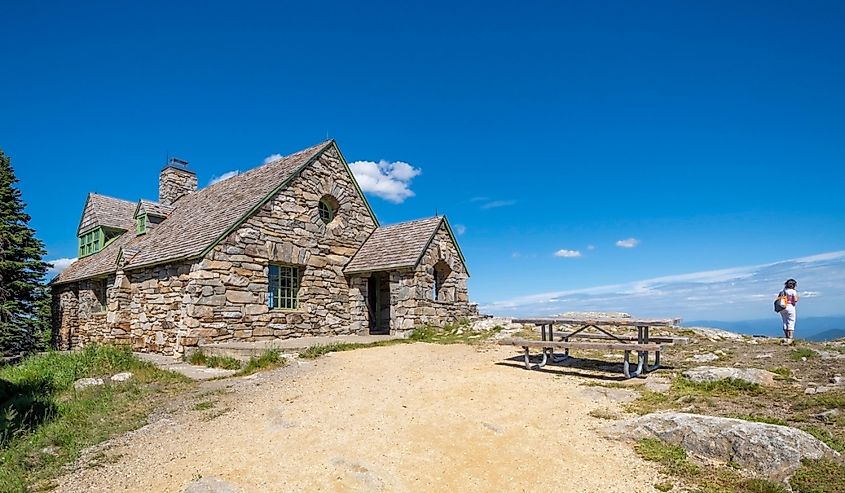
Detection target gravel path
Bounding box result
[57,343,660,492]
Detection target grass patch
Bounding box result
[193,401,214,411]
[237,349,286,376]
[186,350,242,370]
[299,339,410,359]
[654,482,674,492]
[789,348,817,361]
[0,345,191,491]
[409,321,502,344]
[673,377,764,396]
[799,425,845,453]
[732,414,788,426]
[768,367,792,379]
[635,438,700,477]
[790,459,845,493]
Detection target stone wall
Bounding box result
[387,223,478,333]
[52,277,113,349]
[178,146,378,346]
[52,284,78,350]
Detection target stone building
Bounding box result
[51,141,477,355]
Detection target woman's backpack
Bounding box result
[774,291,788,313]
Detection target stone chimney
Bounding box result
[159,158,197,206]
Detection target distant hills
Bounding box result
[685,316,845,341]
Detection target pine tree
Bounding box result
[0,148,50,356]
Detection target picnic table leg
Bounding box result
[623,350,645,378]
[523,346,548,370]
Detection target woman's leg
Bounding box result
[784,307,796,342]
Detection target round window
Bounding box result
[318,196,338,224]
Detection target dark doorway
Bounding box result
[367,273,391,334]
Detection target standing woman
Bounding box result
[780,279,800,345]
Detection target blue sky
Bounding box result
[2,1,844,322]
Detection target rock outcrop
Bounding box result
[607,412,839,481]
[683,366,777,386]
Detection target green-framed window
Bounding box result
[78,227,123,257]
[94,279,107,312]
[136,214,147,235]
[78,229,102,257]
[268,264,299,309]
[318,198,333,224]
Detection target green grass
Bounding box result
[768,367,792,379]
[635,438,701,477]
[790,459,845,493]
[731,414,788,426]
[193,401,214,411]
[298,339,409,359]
[626,377,763,415]
[635,438,792,493]
[789,348,817,361]
[237,349,286,376]
[185,350,242,370]
[799,425,845,453]
[0,345,191,491]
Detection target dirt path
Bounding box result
[57,343,660,492]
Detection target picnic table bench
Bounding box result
[498,316,685,378]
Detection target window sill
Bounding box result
[269,308,304,313]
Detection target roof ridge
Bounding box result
[89,192,137,205]
[377,216,442,230]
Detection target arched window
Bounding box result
[432,260,452,301]
[318,195,339,224]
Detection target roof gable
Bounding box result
[77,193,136,235]
[344,216,468,275]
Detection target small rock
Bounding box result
[715,350,727,356]
[801,357,808,362]
[184,476,239,493]
[813,409,840,422]
[683,367,777,386]
[110,372,133,382]
[675,395,695,404]
[755,353,774,359]
[815,386,833,394]
[830,376,842,385]
[687,353,719,363]
[73,377,105,391]
[645,377,672,393]
[804,388,817,395]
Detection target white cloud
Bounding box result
[454,224,467,235]
[481,249,845,322]
[263,153,283,164]
[46,257,76,278]
[480,199,516,210]
[587,245,596,251]
[554,249,582,258]
[209,170,239,185]
[349,159,421,204]
[616,238,640,248]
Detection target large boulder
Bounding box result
[607,412,839,480]
[683,366,777,386]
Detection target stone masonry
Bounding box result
[52,141,478,356]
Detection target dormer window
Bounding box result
[136,214,147,235]
[78,227,122,257]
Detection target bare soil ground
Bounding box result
[55,343,663,492]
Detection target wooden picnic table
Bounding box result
[499,316,685,378]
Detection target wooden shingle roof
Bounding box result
[344,216,449,274]
[134,199,175,218]
[77,193,136,235]
[54,140,335,284]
